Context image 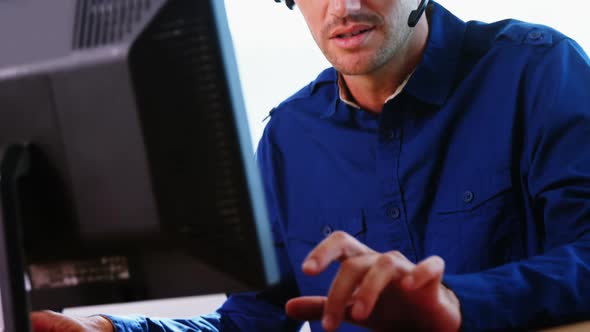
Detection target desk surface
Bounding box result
[541,321,590,331]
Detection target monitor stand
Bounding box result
[0,144,32,332]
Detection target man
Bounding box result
[32,0,590,331]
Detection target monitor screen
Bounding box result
[0,0,279,330]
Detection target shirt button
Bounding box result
[386,207,401,219]
[388,130,396,140]
[381,129,396,141]
[463,190,474,203]
[528,30,542,40]
[322,225,333,237]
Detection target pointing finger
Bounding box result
[303,231,374,275]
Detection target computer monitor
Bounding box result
[0,0,279,331]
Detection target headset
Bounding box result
[274,0,295,10]
[273,0,429,27]
[407,0,430,27]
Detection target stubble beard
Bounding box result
[319,6,414,76]
[327,27,411,76]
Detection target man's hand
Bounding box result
[285,231,461,332]
[31,310,114,332]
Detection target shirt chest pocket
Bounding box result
[285,211,366,295]
[426,169,524,273]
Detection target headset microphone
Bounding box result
[407,0,429,27]
[274,0,295,10]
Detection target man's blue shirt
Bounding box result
[108,2,590,331]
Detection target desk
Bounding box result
[541,321,590,331]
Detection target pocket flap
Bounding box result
[436,169,512,214]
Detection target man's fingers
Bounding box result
[286,296,361,328]
[285,296,326,321]
[323,255,376,331]
[351,251,414,321]
[402,255,445,291]
[303,231,374,275]
[31,310,61,331]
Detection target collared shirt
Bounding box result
[108,2,590,331]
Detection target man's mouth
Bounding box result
[331,25,375,39]
[329,25,375,49]
[336,27,374,39]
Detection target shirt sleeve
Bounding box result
[100,122,302,332]
[103,286,301,332]
[444,38,590,331]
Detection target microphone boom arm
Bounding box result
[408,0,430,27]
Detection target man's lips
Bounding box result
[330,25,375,39]
[329,25,375,49]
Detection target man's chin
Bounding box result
[333,63,377,76]
[328,53,381,76]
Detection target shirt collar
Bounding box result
[337,71,412,109]
[404,1,466,106]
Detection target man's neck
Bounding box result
[341,16,429,113]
